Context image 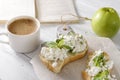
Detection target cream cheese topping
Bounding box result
[88,50,113,72]
[41,47,68,61]
[52,61,58,67]
[41,47,69,68]
[61,34,87,53]
[108,75,117,80]
[86,49,117,80]
[88,49,103,67]
[105,61,114,69]
[41,33,87,67]
[86,66,101,76]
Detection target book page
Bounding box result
[0,0,35,24]
[36,0,79,23]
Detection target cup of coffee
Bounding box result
[0,16,40,53]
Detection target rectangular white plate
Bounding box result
[31,36,120,80]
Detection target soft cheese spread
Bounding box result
[86,66,101,76]
[86,49,117,80]
[59,33,87,53]
[41,47,68,67]
[41,32,87,67]
[41,47,68,61]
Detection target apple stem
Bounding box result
[68,14,92,21]
[60,14,92,26]
[82,17,92,21]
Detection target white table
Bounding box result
[0,0,120,80]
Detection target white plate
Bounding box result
[31,36,120,80]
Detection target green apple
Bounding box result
[92,7,120,38]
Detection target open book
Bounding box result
[0,0,79,24]
[0,0,35,24]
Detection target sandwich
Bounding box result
[40,30,88,73]
[82,49,117,80]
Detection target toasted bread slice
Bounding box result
[40,31,88,73]
[87,52,109,66]
[82,71,91,80]
[40,46,88,73]
[82,50,116,80]
[82,69,113,80]
[82,52,109,80]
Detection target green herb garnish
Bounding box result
[45,42,57,48]
[93,53,105,67]
[93,70,109,80]
[68,31,75,35]
[45,38,72,52]
[56,38,64,48]
[56,38,64,44]
[80,41,83,44]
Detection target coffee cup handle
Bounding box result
[0,33,9,44]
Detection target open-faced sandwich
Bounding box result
[39,27,88,73]
[82,49,117,80]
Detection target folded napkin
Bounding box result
[30,36,120,80]
[36,0,79,23]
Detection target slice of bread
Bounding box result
[39,28,88,73]
[82,50,116,80]
[40,45,88,73]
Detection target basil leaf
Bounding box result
[93,53,105,67]
[63,45,73,52]
[62,45,71,49]
[58,39,64,47]
[56,38,65,48]
[68,31,75,35]
[45,38,73,53]
[56,38,64,43]
[93,70,109,80]
[45,42,57,48]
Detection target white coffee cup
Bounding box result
[0,16,40,53]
